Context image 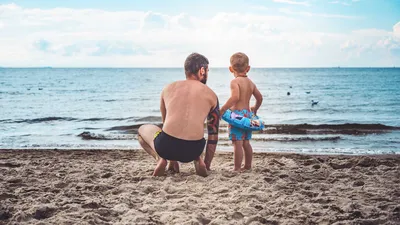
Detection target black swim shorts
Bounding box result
[154,131,206,163]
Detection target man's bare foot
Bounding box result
[153,158,167,176]
[167,161,180,173]
[194,159,208,177]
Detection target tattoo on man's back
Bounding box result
[207,99,220,135]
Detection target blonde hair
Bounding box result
[230,52,249,73]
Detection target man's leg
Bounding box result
[167,161,180,173]
[138,124,167,176]
[138,124,160,161]
[193,157,208,177]
[243,140,253,170]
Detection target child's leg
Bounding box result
[243,140,253,170]
[233,140,244,171]
[229,125,246,171]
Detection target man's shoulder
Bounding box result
[202,84,217,99]
[163,81,181,91]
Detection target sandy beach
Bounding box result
[0,149,399,225]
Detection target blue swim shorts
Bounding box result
[228,109,253,141]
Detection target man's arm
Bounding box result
[220,81,240,117]
[251,86,263,115]
[204,98,220,170]
[160,90,166,123]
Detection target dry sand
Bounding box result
[0,149,399,225]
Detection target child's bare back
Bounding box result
[230,77,257,112]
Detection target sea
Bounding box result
[1,68,399,155]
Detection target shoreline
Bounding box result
[1,149,399,224]
[1,148,399,156]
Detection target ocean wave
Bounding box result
[80,117,136,122]
[12,117,77,124]
[218,136,341,142]
[135,116,162,122]
[269,123,398,130]
[76,127,102,130]
[77,132,135,140]
[104,99,118,102]
[105,123,162,134]
[259,123,399,135]
[275,108,343,114]
[1,91,24,95]
[218,123,399,135]
[2,116,138,124]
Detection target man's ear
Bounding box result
[229,66,234,73]
[200,67,205,75]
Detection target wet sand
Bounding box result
[1,149,399,225]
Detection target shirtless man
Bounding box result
[137,53,220,177]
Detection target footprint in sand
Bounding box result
[263,177,274,183]
[82,201,103,209]
[231,211,244,220]
[165,194,185,200]
[0,209,12,221]
[221,170,237,178]
[196,214,211,224]
[32,205,57,220]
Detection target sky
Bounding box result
[0,0,399,67]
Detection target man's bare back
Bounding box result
[162,80,218,140]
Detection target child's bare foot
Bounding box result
[153,158,167,176]
[241,167,252,172]
[233,167,242,172]
[167,161,180,173]
[194,159,208,177]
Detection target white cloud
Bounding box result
[0,3,398,67]
[278,8,360,19]
[329,1,351,6]
[394,22,400,38]
[340,25,400,63]
[273,0,310,7]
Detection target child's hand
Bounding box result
[250,106,257,115]
[219,108,226,119]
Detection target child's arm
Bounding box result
[220,81,240,116]
[251,86,263,115]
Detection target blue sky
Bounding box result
[0,0,399,67]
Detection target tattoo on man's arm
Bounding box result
[204,134,218,170]
[207,101,220,136]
